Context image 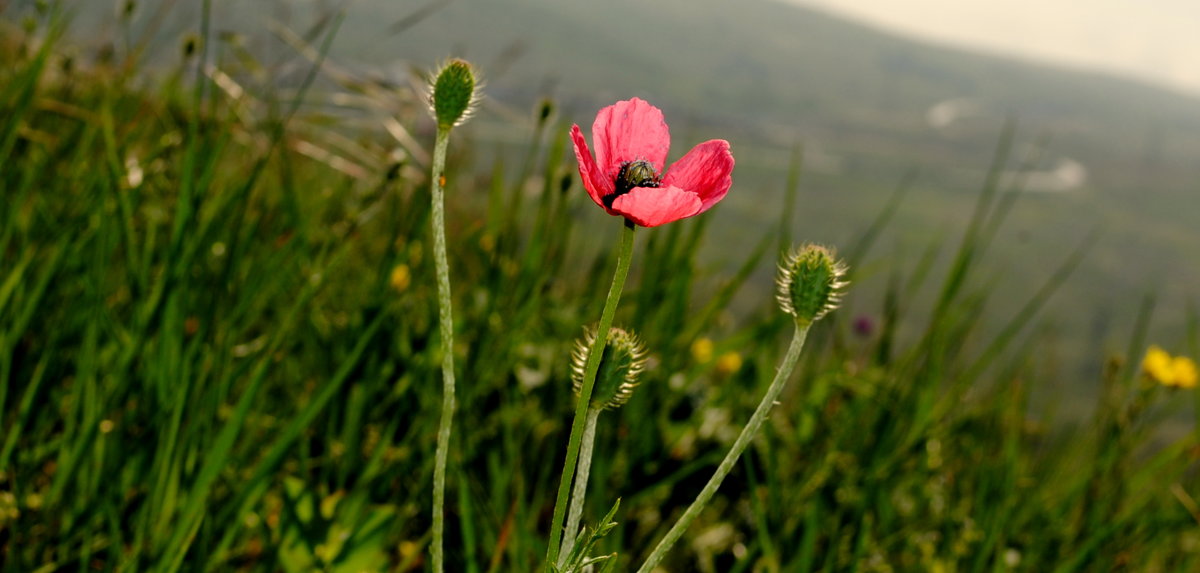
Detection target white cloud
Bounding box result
[781,0,1200,96]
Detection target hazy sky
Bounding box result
[786,0,1200,97]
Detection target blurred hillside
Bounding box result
[37,0,1200,396]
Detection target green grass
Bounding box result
[2,7,1200,572]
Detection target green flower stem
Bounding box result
[545,219,637,569]
[636,324,810,573]
[430,126,456,573]
[558,406,602,565]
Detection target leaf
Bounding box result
[558,499,621,573]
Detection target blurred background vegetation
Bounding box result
[1,0,1199,571]
[57,0,1200,407]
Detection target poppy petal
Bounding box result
[571,124,612,207]
[609,185,702,227]
[592,98,671,177]
[662,139,734,212]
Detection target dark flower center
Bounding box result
[603,160,661,208]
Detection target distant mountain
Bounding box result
[322,0,1199,317]
[37,0,1200,389]
[286,0,1200,234]
[328,0,1200,156]
[53,0,1200,174]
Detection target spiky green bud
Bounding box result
[430,59,479,130]
[571,326,647,410]
[777,244,848,327]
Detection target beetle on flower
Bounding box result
[571,98,735,227]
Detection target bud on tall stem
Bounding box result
[559,327,647,565]
[637,244,847,572]
[430,58,479,131]
[777,243,848,328]
[427,58,480,573]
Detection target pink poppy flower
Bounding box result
[571,98,734,227]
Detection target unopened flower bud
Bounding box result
[181,34,199,59]
[430,59,479,130]
[777,244,848,327]
[571,326,647,410]
[537,98,555,124]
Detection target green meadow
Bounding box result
[3,3,1200,572]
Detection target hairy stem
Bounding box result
[559,406,602,565]
[637,324,810,572]
[430,126,456,573]
[545,220,636,569]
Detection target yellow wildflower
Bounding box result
[389,264,411,293]
[691,337,714,364]
[715,352,743,376]
[1173,356,1198,389]
[1143,345,1174,384]
[1143,345,1199,388]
